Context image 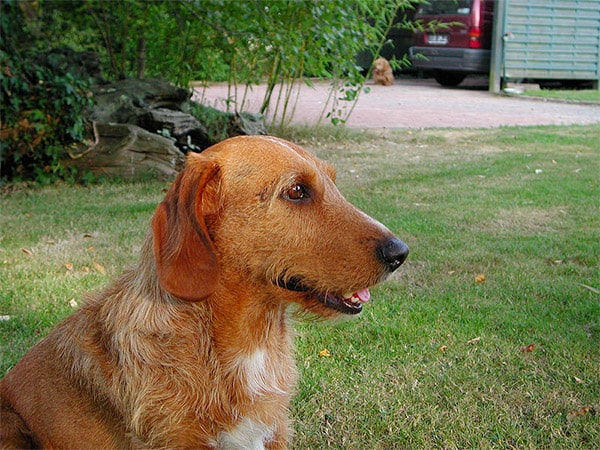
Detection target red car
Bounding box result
[409,0,495,86]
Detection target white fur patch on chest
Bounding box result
[235,348,284,397]
[217,417,273,450]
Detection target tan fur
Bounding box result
[0,136,407,449]
[372,57,394,86]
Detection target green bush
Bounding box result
[0,51,94,183]
[1,1,94,183]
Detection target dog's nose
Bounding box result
[377,237,409,272]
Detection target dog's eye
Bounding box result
[283,184,308,201]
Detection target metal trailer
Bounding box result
[490,0,600,92]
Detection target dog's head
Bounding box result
[373,57,390,74]
[152,136,408,316]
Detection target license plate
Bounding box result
[427,34,449,45]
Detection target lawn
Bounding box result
[520,88,600,103]
[1,124,599,448]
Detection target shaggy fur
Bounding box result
[0,136,408,449]
[372,57,394,86]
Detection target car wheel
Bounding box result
[434,71,467,87]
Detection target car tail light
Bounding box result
[468,26,482,48]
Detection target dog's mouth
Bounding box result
[275,276,370,315]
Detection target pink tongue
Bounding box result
[354,288,371,303]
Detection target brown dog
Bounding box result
[0,136,408,449]
[372,57,394,86]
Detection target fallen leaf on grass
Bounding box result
[21,248,33,256]
[438,345,448,352]
[69,299,78,308]
[467,337,481,345]
[319,349,331,357]
[573,376,585,384]
[475,274,486,284]
[92,261,106,275]
[83,233,94,238]
[521,343,536,353]
[64,262,74,271]
[567,406,595,420]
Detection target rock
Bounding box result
[11,47,270,181]
[42,51,270,177]
[67,123,185,179]
[89,78,215,152]
[138,108,211,151]
[90,78,191,123]
[230,111,267,138]
[189,103,267,145]
[88,78,267,155]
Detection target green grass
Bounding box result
[291,124,600,449]
[1,124,599,448]
[521,88,600,103]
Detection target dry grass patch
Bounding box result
[484,206,570,235]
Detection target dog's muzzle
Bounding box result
[275,237,408,315]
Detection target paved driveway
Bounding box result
[195,77,600,129]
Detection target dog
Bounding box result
[372,57,394,86]
[0,136,408,449]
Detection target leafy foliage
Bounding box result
[183,0,418,127]
[9,0,418,120]
[0,56,94,183]
[1,2,95,183]
[1,0,420,182]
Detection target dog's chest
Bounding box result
[216,416,273,450]
[235,348,285,396]
[212,348,286,448]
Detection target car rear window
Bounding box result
[417,0,472,15]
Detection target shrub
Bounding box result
[1,1,94,183]
[0,51,94,183]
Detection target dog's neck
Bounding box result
[132,234,295,373]
[95,236,296,421]
[208,284,297,399]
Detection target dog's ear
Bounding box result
[152,153,221,302]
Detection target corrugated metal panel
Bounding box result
[503,0,600,81]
